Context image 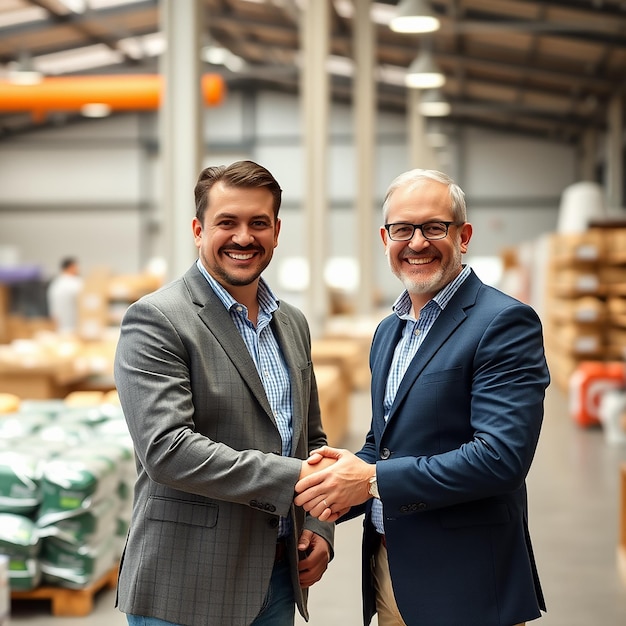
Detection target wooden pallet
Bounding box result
[11,565,118,617]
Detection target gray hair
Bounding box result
[382,169,467,223]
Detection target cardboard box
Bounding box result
[548,231,604,267]
[548,296,606,325]
[548,268,601,297]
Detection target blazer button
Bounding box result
[265,504,276,513]
[269,517,279,528]
[417,502,427,511]
[381,448,391,460]
[250,499,259,509]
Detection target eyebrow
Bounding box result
[213,212,272,222]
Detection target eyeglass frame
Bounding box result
[383,220,462,242]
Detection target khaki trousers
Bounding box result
[372,541,526,626]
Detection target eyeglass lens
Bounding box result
[387,222,449,241]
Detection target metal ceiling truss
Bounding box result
[0,0,624,145]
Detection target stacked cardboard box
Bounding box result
[544,229,606,390]
[0,334,119,400]
[78,269,162,340]
[603,226,626,361]
[545,222,626,390]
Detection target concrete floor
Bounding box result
[9,384,626,625]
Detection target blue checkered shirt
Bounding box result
[196,260,293,536]
[371,265,471,534]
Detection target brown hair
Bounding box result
[194,160,282,222]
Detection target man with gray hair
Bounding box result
[296,168,549,626]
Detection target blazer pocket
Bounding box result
[439,499,510,529]
[301,361,312,382]
[147,495,218,528]
[421,366,463,385]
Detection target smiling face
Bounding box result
[193,181,280,302]
[380,177,472,310]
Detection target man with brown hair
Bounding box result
[115,160,334,626]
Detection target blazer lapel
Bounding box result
[372,318,403,424]
[183,266,275,421]
[387,271,482,423]
[271,306,304,447]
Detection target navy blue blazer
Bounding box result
[355,269,550,626]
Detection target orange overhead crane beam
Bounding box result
[0,74,226,122]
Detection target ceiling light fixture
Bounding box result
[390,0,440,34]
[201,45,246,73]
[7,51,43,85]
[58,0,86,14]
[7,69,43,86]
[405,49,445,89]
[80,102,112,118]
[418,89,451,117]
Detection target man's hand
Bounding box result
[294,446,375,521]
[298,455,337,480]
[297,530,330,588]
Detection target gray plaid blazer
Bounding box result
[114,264,333,626]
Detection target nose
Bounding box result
[407,227,430,248]
[232,226,255,246]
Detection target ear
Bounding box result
[379,225,389,248]
[192,217,203,247]
[459,222,473,254]
[273,218,281,248]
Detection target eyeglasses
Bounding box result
[384,221,459,242]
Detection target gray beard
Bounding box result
[389,248,462,296]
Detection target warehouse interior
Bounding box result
[1,1,626,624]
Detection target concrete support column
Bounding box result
[300,0,330,337]
[353,0,376,315]
[160,0,203,280]
[407,89,437,169]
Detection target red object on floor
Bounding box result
[569,361,626,427]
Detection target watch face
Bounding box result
[369,477,379,498]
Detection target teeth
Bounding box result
[228,252,254,260]
[407,257,432,265]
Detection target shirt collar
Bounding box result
[392,264,471,319]
[195,258,279,315]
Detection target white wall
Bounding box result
[0,115,148,279]
[0,88,577,304]
[0,209,143,279]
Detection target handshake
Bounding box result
[295,446,376,522]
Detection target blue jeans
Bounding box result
[127,617,179,626]
[126,559,295,626]
[251,558,295,626]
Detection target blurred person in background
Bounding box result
[295,168,550,626]
[114,160,335,626]
[46,256,83,333]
